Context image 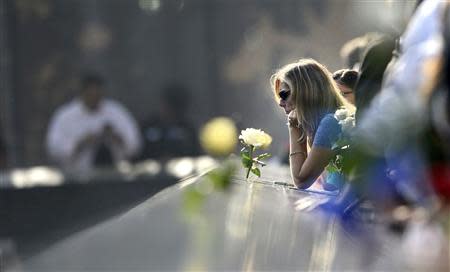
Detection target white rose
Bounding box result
[334,108,348,121]
[339,116,355,134]
[239,128,272,149]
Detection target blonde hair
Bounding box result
[271,58,355,144]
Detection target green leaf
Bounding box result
[208,170,221,185]
[240,149,250,156]
[183,161,237,214]
[207,161,236,190]
[257,153,271,160]
[326,163,339,173]
[251,167,261,177]
[241,152,251,160]
[240,147,249,153]
[241,156,252,168]
[338,138,350,146]
[183,188,205,214]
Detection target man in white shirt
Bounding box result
[46,74,142,174]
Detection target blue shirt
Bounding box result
[312,113,341,148]
[312,113,345,189]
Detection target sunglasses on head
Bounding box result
[278,90,290,101]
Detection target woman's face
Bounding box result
[336,83,355,105]
[278,81,295,114]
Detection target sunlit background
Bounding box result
[0,0,414,168]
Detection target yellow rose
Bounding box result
[200,117,238,156]
[239,128,272,149]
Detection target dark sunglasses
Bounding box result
[278,90,291,101]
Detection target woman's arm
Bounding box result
[288,125,309,187]
[288,114,336,189]
[293,145,335,189]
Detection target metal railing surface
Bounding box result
[23,164,407,271]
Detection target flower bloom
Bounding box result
[239,128,272,149]
[200,117,238,156]
[339,116,355,134]
[334,108,349,121]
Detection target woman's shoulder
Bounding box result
[313,113,341,148]
[319,113,340,128]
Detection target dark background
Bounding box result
[0,0,401,168]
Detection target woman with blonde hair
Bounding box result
[271,58,355,190]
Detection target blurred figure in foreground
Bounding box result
[353,0,446,210]
[345,3,450,269]
[427,2,450,202]
[46,74,141,174]
[140,84,201,161]
[332,69,359,105]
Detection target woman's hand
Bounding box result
[287,110,299,128]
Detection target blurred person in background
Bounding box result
[271,59,355,191]
[139,84,201,161]
[333,69,359,105]
[46,74,142,174]
[333,1,450,268]
[340,32,384,70]
[354,34,397,121]
[327,6,449,263]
